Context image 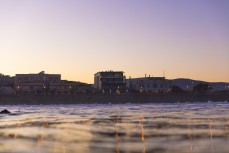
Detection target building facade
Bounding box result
[14,71,82,94]
[15,71,61,84]
[126,76,171,93]
[94,71,126,93]
[0,73,14,87]
[0,73,15,95]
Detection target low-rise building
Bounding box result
[15,71,61,84]
[94,71,126,93]
[126,76,171,93]
[0,73,15,95]
[0,87,15,95]
[14,71,82,94]
[0,73,14,87]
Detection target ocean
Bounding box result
[1,102,229,153]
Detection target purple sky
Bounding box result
[0,0,229,83]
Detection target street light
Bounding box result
[116,86,120,94]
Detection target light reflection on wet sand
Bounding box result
[0,103,229,153]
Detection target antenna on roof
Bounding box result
[163,70,165,78]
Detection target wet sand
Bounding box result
[0,93,228,105]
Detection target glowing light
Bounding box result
[141,125,145,142]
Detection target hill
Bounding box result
[171,78,229,91]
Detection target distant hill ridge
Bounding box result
[171,78,229,91]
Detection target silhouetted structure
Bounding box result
[171,85,184,93]
[126,76,171,93]
[0,73,15,95]
[193,83,212,93]
[0,73,14,86]
[15,71,61,83]
[14,71,83,94]
[94,71,126,93]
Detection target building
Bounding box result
[126,76,171,93]
[15,71,61,84]
[0,73,15,95]
[0,87,15,95]
[76,83,96,94]
[0,73,14,87]
[94,71,126,93]
[14,71,82,94]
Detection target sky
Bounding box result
[0,0,229,83]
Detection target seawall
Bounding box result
[0,93,229,105]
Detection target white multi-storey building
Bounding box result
[126,76,171,93]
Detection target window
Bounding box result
[114,73,120,77]
[153,84,157,88]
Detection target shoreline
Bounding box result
[0,93,229,105]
